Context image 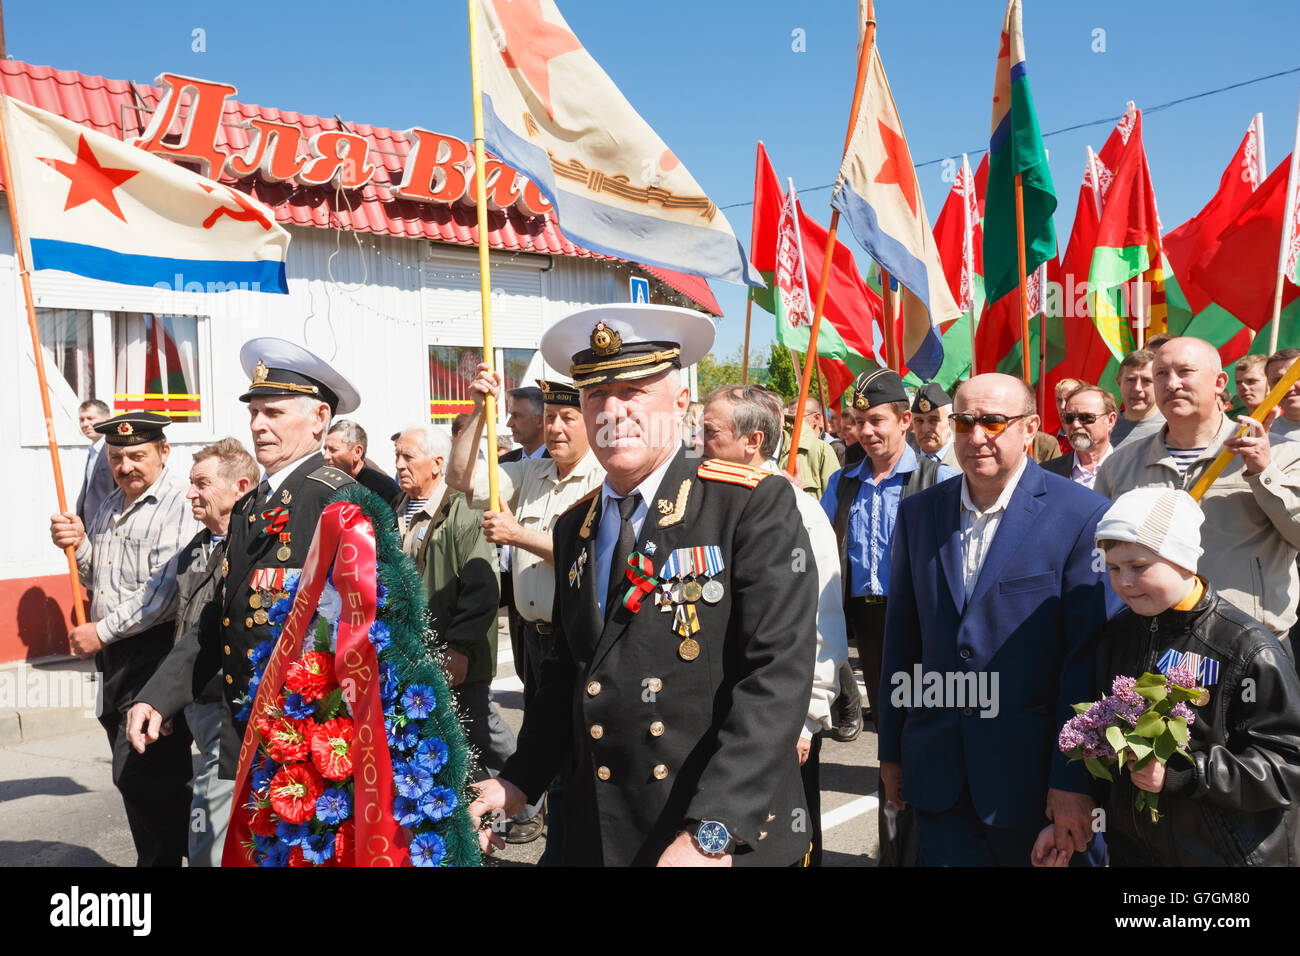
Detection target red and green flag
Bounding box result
[925,153,988,389]
[983,0,1056,306]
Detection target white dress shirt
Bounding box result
[958,455,1029,604]
[1070,444,1114,489]
[593,453,676,616]
[260,448,322,501]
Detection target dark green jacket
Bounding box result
[410,489,500,684]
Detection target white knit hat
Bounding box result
[1094,488,1204,574]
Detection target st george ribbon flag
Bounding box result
[475,0,759,286]
[829,44,959,380]
[0,94,289,292]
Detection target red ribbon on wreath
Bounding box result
[223,501,408,866]
[620,552,659,613]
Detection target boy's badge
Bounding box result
[1156,647,1221,688]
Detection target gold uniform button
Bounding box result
[596,765,611,781]
[245,617,254,628]
[652,763,668,780]
[223,645,231,655]
[222,617,230,627]
[646,677,663,693]
[586,681,602,697]
[590,724,604,739]
[758,830,768,841]
[225,674,233,685]
[649,720,665,737]
[765,812,776,822]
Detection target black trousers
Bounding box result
[844,597,918,867]
[800,733,823,866]
[517,618,566,863]
[99,708,192,867]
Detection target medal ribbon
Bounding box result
[260,506,290,535]
[224,501,407,867]
[621,552,659,613]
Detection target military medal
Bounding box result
[672,602,700,638]
[682,579,703,603]
[276,532,292,562]
[702,580,725,604]
[253,609,269,626]
[249,593,262,609]
[677,638,700,661]
[222,557,229,578]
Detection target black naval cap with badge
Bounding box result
[537,378,580,407]
[850,367,909,410]
[94,411,172,445]
[540,303,715,388]
[238,337,360,415]
[911,382,952,415]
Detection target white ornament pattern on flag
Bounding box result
[1242,126,1260,188]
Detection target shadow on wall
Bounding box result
[11,586,72,661]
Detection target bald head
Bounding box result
[954,373,1037,417]
[1153,336,1228,427]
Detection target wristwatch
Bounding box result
[692,819,734,856]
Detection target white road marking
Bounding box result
[492,676,524,693]
[821,794,878,831]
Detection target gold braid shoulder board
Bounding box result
[697,459,771,489]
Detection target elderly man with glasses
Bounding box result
[878,373,1122,867]
[1043,386,1118,489]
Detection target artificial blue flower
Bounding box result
[415,737,449,776]
[401,684,437,720]
[316,788,352,825]
[249,640,276,668]
[233,703,251,724]
[368,620,392,653]
[259,842,291,867]
[419,785,457,823]
[409,831,446,867]
[253,834,276,856]
[394,795,422,828]
[302,831,336,865]
[267,597,294,628]
[276,820,310,847]
[247,672,262,696]
[379,662,399,704]
[283,693,316,720]
[393,760,434,799]
[376,582,388,608]
[388,718,420,752]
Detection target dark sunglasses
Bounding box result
[951,413,1030,436]
[1061,412,1099,425]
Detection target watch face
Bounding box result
[697,821,729,854]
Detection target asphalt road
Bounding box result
[0,626,881,867]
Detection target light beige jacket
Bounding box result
[1094,415,1300,636]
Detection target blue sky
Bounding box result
[11,0,1299,361]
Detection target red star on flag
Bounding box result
[40,134,138,223]
[873,120,918,218]
[491,0,583,120]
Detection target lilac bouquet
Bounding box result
[1058,667,1204,822]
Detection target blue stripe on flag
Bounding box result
[1010,61,1027,83]
[31,239,288,293]
[907,326,944,381]
[990,111,1013,155]
[481,94,762,289]
[829,181,933,317]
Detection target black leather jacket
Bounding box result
[1095,582,1300,866]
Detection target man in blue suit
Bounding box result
[879,373,1121,866]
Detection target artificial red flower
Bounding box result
[311,716,355,781]
[248,794,278,838]
[253,695,287,741]
[288,846,311,867]
[269,763,325,824]
[334,820,355,866]
[263,716,314,765]
[285,651,338,702]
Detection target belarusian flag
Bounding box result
[926,153,988,388]
[983,0,1056,306]
[773,183,849,363]
[1192,153,1300,331]
[1089,108,1164,360]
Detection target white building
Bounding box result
[0,61,719,663]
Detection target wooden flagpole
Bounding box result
[0,96,86,626]
[961,153,977,377]
[741,294,753,384]
[1014,172,1032,388]
[787,0,874,477]
[467,0,499,510]
[881,269,898,371]
[1267,91,1300,355]
[1035,259,1047,417]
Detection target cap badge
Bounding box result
[590,321,622,357]
[117,422,134,436]
[854,394,868,409]
[918,397,932,413]
[253,360,269,384]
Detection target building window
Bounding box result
[34,308,208,440]
[112,313,203,420]
[428,346,536,423]
[37,308,95,402]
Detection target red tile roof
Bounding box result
[0,60,720,315]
